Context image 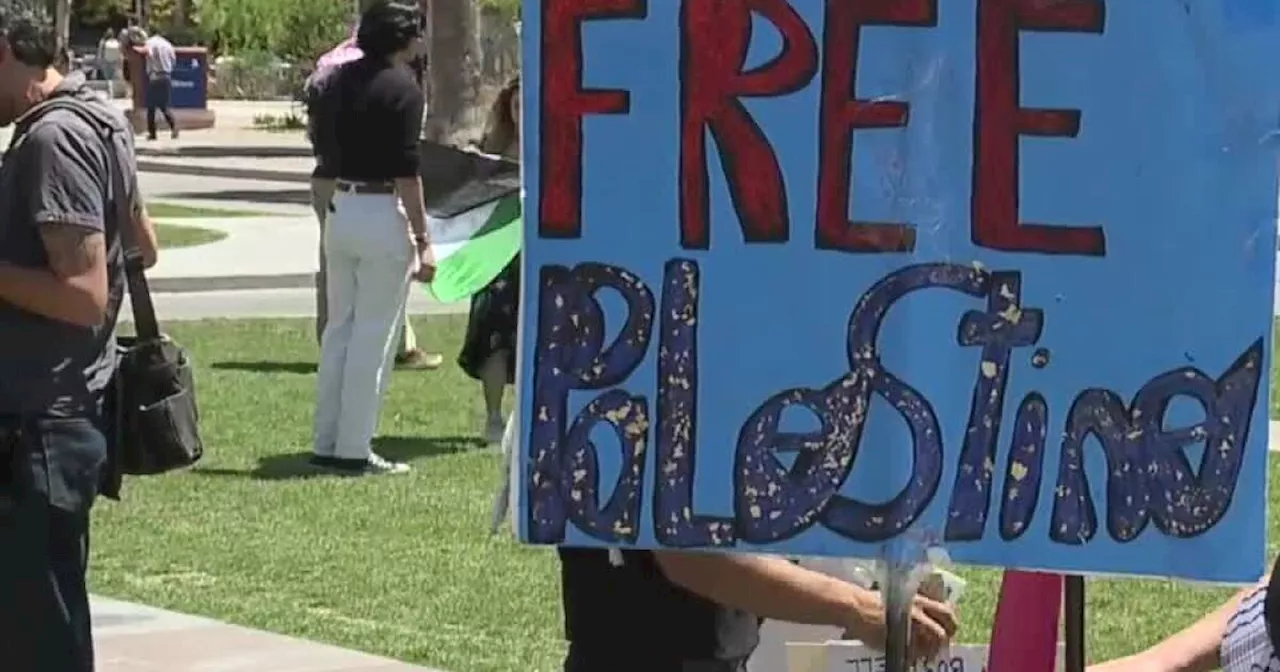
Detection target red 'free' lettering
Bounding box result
[538,0,646,239]
[539,0,1108,259]
[971,0,1106,255]
[815,0,938,254]
[678,0,818,250]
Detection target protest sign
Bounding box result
[785,642,1064,672]
[517,0,1280,582]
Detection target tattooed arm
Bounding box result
[0,119,110,327]
[0,223,109,327]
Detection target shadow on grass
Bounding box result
[210,361,317,375]
[168,188,312,206]
[373,434,486,461]
[193,436,487,482]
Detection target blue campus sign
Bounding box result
[167,49,208,109]
[517,0,1280,582]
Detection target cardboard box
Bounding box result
[785,641,1065,672]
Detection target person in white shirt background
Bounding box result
[143,28,177,140]
[96,29,120,85]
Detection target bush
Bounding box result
[197,0,349,64]
[162,22,202,47]
[481,0,520,18]
[208,50,296,100]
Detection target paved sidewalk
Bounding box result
[147,215,318,291]
[119,287,465,322]
[138,154,313,182]
[94,596,443,671]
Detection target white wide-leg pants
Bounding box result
[313,190,414,461]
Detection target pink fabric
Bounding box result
[987,571,1063,672]
[315,38,361,72]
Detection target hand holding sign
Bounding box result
[844,594,959,664]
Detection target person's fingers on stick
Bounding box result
[915,594,958,637]
[906,595,957,663]
[907,609,947,661]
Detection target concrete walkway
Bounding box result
[148,215,318,291]
[94,597,442,672]
[119,287,464,322]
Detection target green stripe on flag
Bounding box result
[426,194,521,303]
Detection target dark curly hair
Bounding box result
[0,1,57,69]
[480,77,520,156]
[356,0,424,61]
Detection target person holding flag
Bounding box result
[457,76,521,443]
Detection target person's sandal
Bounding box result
[395,349,443,370]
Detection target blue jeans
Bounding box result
[146,76,176,139]
[0,416,106,672]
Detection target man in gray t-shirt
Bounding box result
[0,7,143,671]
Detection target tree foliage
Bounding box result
[72,0,128,27]
[197,0,350,63]
[480,0,518,18]
[71,0,514,68]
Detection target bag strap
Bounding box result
[12,96,160,341]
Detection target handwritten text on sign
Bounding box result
[518,1,1279,580]
[783,642,1064,672]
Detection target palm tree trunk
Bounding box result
[53,0,70,59]
[422,0,481,143]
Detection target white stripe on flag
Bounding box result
[427,200,500,263]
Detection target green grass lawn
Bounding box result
[155,223,228,249]
[148,201,270,249]
[88,317,1280,672]
[148,202,265,219]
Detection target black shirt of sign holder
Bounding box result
[559,548,761,671]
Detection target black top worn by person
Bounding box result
[560,548,760,672]
[311,57,423,182]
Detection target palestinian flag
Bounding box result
[427,193,521,303]
[419,141,521,303]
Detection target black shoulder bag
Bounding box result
[17,96,204,478]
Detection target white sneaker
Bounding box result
[365,453,410,475]
[485,416,506,444]
[311,453,410,476]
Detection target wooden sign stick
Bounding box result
[882,561,914,672]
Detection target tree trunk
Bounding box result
[53,0,70,60]
[422,0,481,144]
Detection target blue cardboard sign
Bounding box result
[167,50,208,109]
[518,0,1280,582]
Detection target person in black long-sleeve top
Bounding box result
[308,0,434,476]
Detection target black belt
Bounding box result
[336,180,395,195]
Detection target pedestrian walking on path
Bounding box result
[143,28,177,140]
